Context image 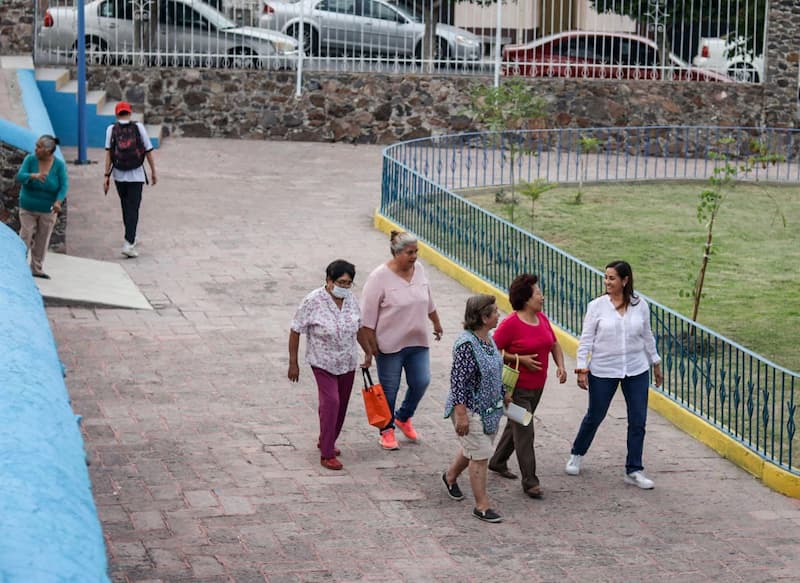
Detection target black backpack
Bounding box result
[110,122,146,171]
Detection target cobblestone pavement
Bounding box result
[52,140,800,583]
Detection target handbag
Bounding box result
[501,350,520,394]
[361,367,392,429]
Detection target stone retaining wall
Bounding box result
[87,68,771,145]
[0,0,34,54]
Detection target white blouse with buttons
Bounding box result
[576,295,661,378]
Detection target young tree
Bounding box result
[690,137,784,322]
[469,79,547,221]
[575,135,600,204]
[518,179,556,230]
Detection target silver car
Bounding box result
[38,0,299,69]
[259,0,483,62]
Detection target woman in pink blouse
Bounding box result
[565,260,663,489]
[359,231,443,451]
[289,260,370,470]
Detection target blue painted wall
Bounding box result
[33,69,158,149]
[3,70,63,160]
[0,224,109,582]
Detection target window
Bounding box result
[159,0,209,29]
[99,0,137,20]
[317,0,356,15]
[365,1,401,21]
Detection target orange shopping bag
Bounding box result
[361,367,391,429]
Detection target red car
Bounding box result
[502,31,732,82]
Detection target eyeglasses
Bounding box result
[334,279,354,288]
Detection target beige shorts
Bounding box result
[452,412,496,461]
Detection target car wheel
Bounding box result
[226,47,257,69]
[433,37,450,65]
[73,37,107,65]
[289,25,319,57]
[728,64,759,83]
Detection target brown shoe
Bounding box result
[489,465,518,480]
[525,485,543,499]
[320,457,343,470]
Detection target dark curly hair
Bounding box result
[508,274,539,311]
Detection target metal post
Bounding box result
[76,0,89,163]
[295,3,305,97]
[493,0,502,88]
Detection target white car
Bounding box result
[38,0,299,69]
[692,36,764,83]
[259,0,483,62]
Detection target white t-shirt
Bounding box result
[105,121,153,182]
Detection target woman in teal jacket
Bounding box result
[15,135,68,279]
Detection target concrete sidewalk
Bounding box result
[51,139,800,583]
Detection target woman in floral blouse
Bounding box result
[442,294,510,523]
[289,260,370,470]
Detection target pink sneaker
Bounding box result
[379,428,399,450]
[395,418,418,441]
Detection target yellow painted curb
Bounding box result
[374,210,800,498]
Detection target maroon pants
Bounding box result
[312,367,355,459]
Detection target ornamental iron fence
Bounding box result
[33,0,772,87]
[381,125,800,473]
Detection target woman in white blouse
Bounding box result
[289,260,370,471]
[565,260,663,489]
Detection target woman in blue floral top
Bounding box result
[442,294,510,523]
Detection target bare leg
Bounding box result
[446,451,470,484]
[469,459,490,511]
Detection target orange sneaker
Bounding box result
[395,418,418,441]
[320,457,343,470]
[379,428,399,450]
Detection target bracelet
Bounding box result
[574,368,589,374]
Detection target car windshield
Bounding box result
[389,2,422,23]
[190,1,238,30]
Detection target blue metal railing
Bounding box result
[381,125,800,473]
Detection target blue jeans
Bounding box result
[570,370,650,474]
[375,346,430,432]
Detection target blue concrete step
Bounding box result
[35,68,161,149]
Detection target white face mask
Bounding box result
[331,285,350,299]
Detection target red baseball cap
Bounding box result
[115,101,132,115]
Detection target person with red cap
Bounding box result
[103,101,157,258]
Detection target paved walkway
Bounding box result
[51,140,800,583]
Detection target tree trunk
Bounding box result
[691,212,716,321]
[421,0,440,70]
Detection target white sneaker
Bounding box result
[624,471,655,489]
[565,454,582,475]
[121,241,139,258]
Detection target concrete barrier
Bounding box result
[0,224,108,582]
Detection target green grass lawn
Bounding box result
[465,181,800,372]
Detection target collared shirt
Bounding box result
[360,261,436,354]
[576,295,661,378]
[291,287,362,375]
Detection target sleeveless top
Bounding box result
[444,331,505,434]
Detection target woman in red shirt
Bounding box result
[488,274,567,498]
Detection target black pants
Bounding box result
[115,181,143,245]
